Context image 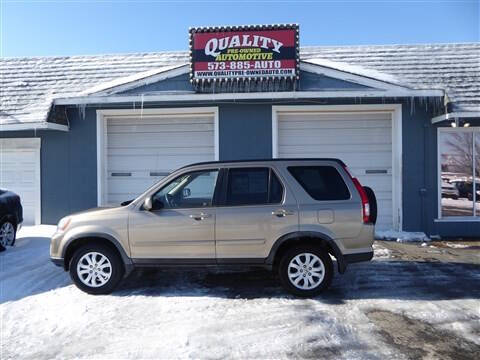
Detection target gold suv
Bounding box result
[51,159,375,297]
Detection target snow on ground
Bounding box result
[1,227,479,359]
[372,243,392,259]
[375,229,430,242]
[445,242,472,249]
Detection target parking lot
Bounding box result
[1,226,479,359]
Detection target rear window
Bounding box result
[288,166,350,201]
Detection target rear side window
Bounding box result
[288,166,350,201]
[226,167,284,206]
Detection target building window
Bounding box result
[438,128,480,218]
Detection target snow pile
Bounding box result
[445,242,471,249]
[372,243,392,259]
[375,230,430,243]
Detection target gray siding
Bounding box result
[2,99,479,236]
[118,70,369,95]
[0,107,97,224]
[219,104,272,160]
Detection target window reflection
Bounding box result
[440,131,474,217]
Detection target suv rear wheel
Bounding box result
[278,245,333,297]
[69,244,124,295]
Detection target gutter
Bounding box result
[0,122,69,132]
[431,111,480,124]
[54,89,445,106]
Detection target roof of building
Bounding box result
[1,43,478,127]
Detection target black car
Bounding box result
[0,189,23,249]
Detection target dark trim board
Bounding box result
[344,251,374,264]
[132,258,268,267]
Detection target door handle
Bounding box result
[189,213,212,221]
[272,209,294,217]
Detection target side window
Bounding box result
[269,170,284,204]
[226,167,284,206]
[151,170,218,209]
[288,166,350,201]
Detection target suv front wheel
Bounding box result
[278,245,333,297]
[69,244,124,295]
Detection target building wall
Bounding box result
[2,100,479,237]
[0,107,97,224]
[219,104,272,160]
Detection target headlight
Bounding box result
[56,217,71,232]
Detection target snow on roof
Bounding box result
[303,58,406,87]
[1,43,478,126]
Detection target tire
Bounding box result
[278,245,333,297]
[0,220,16,247]
[69,244,124,295]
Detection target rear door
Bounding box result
[215,166,298,261]
[286,163,363,247]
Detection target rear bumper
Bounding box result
[344,251,374,264]
[50,257,64,267]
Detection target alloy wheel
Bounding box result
[76,252,112,288]
[287,252,325,290]
[0,222,15,247]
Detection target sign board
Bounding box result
[189,24,299,84]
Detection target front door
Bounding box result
[215,167,298,260]
[129,169,219,259]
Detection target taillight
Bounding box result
[343,165,370,223]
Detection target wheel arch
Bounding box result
[266,231,347,274]
[62,233,133,273]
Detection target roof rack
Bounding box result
[180,158,346,169]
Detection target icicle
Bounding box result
[77,104,86,120]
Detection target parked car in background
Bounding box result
[50,159,376,297]
[441,182,459,199]
[0,189,23,247]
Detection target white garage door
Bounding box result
[105,113,216,205]
[0,138,41,225]
[277,111,393,230]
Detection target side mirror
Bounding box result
[143,197,153,211]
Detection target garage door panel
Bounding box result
[0,145,40,225]
[108,146,214,157]
[108,132,214,148]
[278,111,393,229]
[278,112,391,122]
[279,130,391,145]
[108,153,214,172]
[107,116,213,126]
[279,151,391,168]
[108,178,164,195]
[108,123,214,134]
[106,113,215,205]
[279,120,391,130]
[279,143,392,154]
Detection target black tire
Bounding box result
[278,245,333,297]
[69,244,124,295]
[0,220,16,247]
